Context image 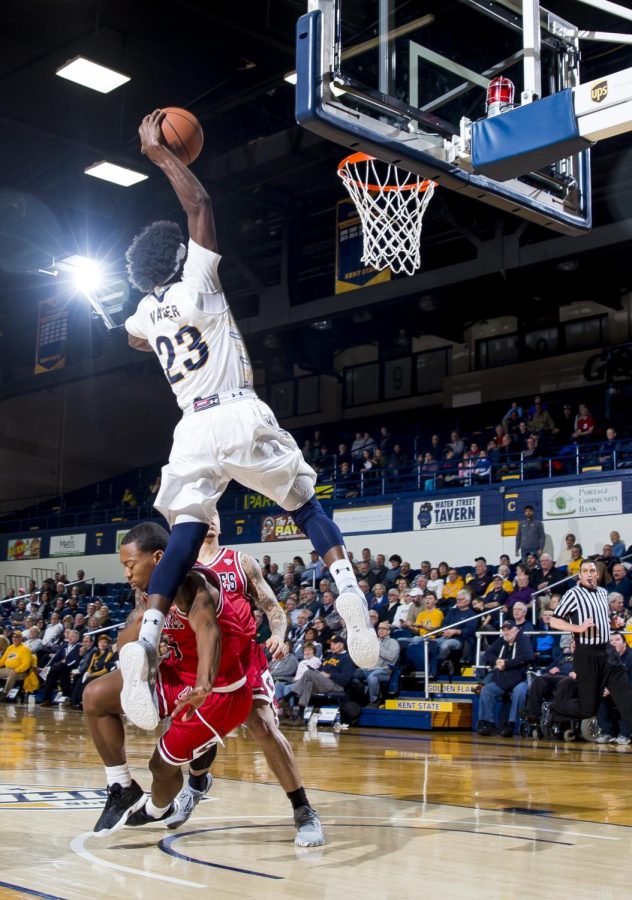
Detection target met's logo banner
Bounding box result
[49,533,86,557]
[413,496,480,530]
[34,298,70,374]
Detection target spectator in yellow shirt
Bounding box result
[414,594,444,637]
[484,566,513,596]
[0,632,32,697]
[442,567,465,604]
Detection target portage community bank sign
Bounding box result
[542,481,622,520]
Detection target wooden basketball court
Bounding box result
[1,705,630,899]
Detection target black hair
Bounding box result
[121,522,169,554]
[126,220,184,292]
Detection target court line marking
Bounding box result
[0,880,68,900]
[69,833,205,888]
[190,812,617,840]
[163,821,573,852]
[5,774,626,836]
[160,830,284,879]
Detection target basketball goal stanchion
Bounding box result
[337,152,435,276]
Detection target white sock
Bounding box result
[105,764,131,788]
[329,557,362,597]
[138,611,166,648]
[146,797,171,818]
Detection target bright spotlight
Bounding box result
[59,254,103,294]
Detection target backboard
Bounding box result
[296,0,598,234]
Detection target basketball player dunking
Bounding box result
[119,110,377,731]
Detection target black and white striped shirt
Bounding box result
[555,583,611,645]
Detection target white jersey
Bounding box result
[125,238,253,411]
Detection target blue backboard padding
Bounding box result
[471,90,592,181]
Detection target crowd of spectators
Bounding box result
[3,526,632,740]
[247,524,632,729]
[296,396,632,496]
[0,569,119,708]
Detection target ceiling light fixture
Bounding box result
[56,56,130,93]
[84,161,148,186]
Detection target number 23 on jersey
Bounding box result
[156,324,209,384]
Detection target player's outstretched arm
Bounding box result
[138,109,217,252]
[240,553,287,660]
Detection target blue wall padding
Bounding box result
[471,89,592,181]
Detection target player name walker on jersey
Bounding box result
[125,238,253,411]
[149,304,180,325]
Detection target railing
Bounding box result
[321,437,632,498]
[474,629,568,667]
[529,575,578,623]
[0,576,96,607]
[85,622,125,638]
[416,606,506,698]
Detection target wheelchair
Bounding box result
[519,701,600,743]
[520,717,581,742]
[517,670,600,743]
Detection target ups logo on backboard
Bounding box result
[591,81,608,103]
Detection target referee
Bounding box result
[548,559,632,725]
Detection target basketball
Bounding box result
[160,107,204,165]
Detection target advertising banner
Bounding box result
[333,504,393,534]
[34,298,69,374]
[414,496,480,530]
[542,481,622,520]
[49,534,86,557]
[7,537,41,560]
[260,514,305,542]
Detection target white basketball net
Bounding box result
[338,153,435,276]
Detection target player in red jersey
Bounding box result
[166,510,324,847]
[84,521,251,836]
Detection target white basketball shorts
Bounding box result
[154,395,316,525]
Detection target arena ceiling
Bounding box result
[1,0,632,385]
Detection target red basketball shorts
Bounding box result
[156,665,251,765]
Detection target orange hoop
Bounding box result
[337,152,435,194]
